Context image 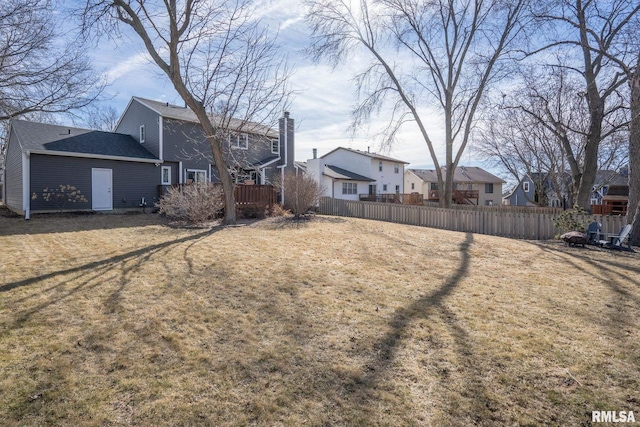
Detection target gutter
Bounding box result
[27,149,162,164]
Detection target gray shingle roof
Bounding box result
[409,167,505,183]
[132,97,279,138]
[10,120,158,160]
[321,147,409,164]
[324,165,375,181]
[594,170,628,187]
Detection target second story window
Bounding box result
[523,181,530,192]
[230,133,248,150]
[394,164,399,173]
[139,125,145,143]
[271,139,279,154]
[411,182,415,190]
[378,161,383,172]
[485,183,494,194]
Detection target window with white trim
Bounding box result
[186,169,207,183]
[383,184,388,191]
[411,182,415,190]
[342,182,357,194]
[271,139,279,154]
[161,166,171,185]
[523,181,530,192]
[395,185,400,193]
[139,125,145,143]
[394,164,399,173]
[378,161,383,172]
[229,133,248,150]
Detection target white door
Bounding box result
[92,168,113,210]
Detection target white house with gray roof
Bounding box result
[306,147,408,201]
[405,167,505,206]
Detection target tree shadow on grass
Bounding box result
[0,211,164,237]
[319,232,503,425]
[0,229,215,327]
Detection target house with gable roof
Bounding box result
[306,147,408,201]
[2,96,295,218]
[405,167,505,206]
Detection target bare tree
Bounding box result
[476,64,628,206]
[76,104,120,132]
[527,0,640,209]
[274,171,325,219]
[306,0,529,207]
[0,0,102,122]
[82,0,290,224]
[572,12,640,244]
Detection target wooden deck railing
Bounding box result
[358,193,424,205]
[428,189,479,205]
[158,183,276,208]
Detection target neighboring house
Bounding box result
[405,167,505,206]
[590,170,628,205]
[3,96,295,218]
[504,170,628,209]
[503,172,570,207]
[306,147,408,201]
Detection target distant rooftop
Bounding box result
[321,147,409,164]
[409,167,505,183]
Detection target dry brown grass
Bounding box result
[0,212,638,426]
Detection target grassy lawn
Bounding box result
[0,212,638,426]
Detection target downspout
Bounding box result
[179,161,183,183]
[22,151,30,220]
[276,112,289,205]
[158,116,163,161]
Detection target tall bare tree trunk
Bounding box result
[628,53,640,246]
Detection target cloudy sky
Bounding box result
[85,0,484,171]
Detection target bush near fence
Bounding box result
[318,197,627,241]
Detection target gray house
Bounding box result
[3,96,295,218]
[504,170,628,208]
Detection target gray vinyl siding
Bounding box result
[163,119,275,170]
[115,99,161,158]
[162,120,212,172]
[4,131,24,214]
[505,177,536,206]
[29,154,161,211]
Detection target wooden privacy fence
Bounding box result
[159,183,276,208]
[318,197,628,240]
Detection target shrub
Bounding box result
[237,203,268,219]
[553,205,590,236]
[157,183,224,224]
[270,204,291,217]
[274,172,325,219]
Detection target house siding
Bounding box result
[115,99,161,158]
[163,119,282,184]
[29,154,161,211]
[504,177,536,206]
[162,120,214,181]
[4,130,24,214]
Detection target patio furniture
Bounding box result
[586,221,602,244]
[598,224,633,251]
